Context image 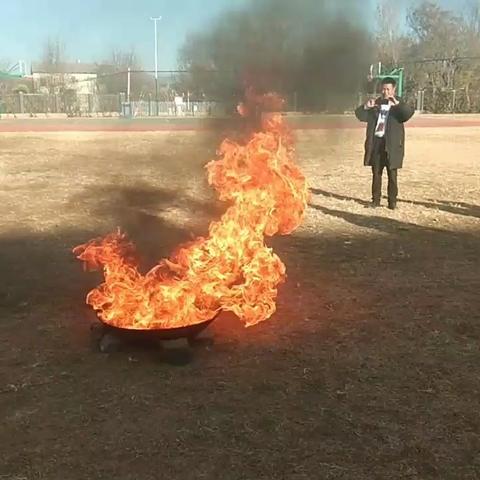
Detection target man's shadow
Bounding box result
[310,188,370,207]
[309,203,447,236]
[401,198,480,219]
[310,187,480,219]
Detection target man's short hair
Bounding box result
[381,77,397,87]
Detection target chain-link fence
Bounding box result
[409,87,480,113]
[0,91,365,116]
[0,92,230,117]
[358,86,480,114]
[130,100,227,117]
[0,93,121,116]
[4,86,480,116]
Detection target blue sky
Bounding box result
[2,0,250,70]
[0,0,467,71]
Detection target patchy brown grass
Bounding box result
[0,127,479,479]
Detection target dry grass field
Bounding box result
[0,124,479,479]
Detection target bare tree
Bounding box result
[464,0,480,36]
[110,48,139,71]
[406,1,465,89]
[41,37,66,72]
[376,0,403,66]
[96,48,151,97]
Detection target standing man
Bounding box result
[355,77,414,210]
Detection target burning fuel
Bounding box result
[73,92,308,330]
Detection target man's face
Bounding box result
[381,83,396,99]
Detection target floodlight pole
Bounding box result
[150,16,162,114]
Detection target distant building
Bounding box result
[30,62,105,95]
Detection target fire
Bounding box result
[73,93,308,330]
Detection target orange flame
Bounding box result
[73,93,308,330]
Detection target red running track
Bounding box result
[1,115,480,132]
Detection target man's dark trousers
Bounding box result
[372,138,398,208]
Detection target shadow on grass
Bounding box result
[310,187,480,219]
[1,188,480,480]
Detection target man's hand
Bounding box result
[364,98,376,110]
[388,97,400,106]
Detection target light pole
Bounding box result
[150,16,162,114]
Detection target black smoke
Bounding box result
[179,0,374,112]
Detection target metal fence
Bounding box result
[5,89,480,116]
[409,87,480,114]
[0,92,229,117]
[0,93,122,116]
[129,100,228,117]
[358,87,480,114]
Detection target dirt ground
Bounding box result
[0,124,479,479]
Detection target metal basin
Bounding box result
[98,315,218,341]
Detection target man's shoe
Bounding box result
[371,200,381,208]
[388,203,397,210]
